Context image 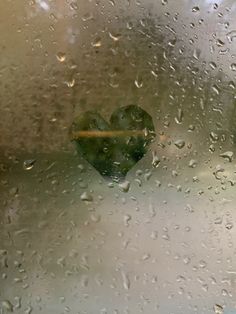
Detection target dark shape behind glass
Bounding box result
[70,105,156,181]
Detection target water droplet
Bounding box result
[162,233,170,240]
[66,78,75,88]
[70,2,78,10]
[212,84,220,95]
[230,63,236,71]
[229,81,235,89]
[144,171,152,181]
[225,222,233,230]
[152,152,160,168]
[57,256,66,267]
[92,37,102,47]
[209,61,217,69]
[221,288,228,296]
[2,300,13,312]
[126,21,133,29]
[174,139,185,149]
[80,275,89,287]
[56,52,66,62]
[161,0,168,5]
[192,6,200,12]
[122,215,131,228]
[24,306,33,314]
[175,108,184,124]
[150,231,158,240]
[134,76,143,88]
[215,216,223,224]
[189,159,197,168]
[199,260,207,268]
[188,124,195,131]
[23,159,36,170]
[210,132,219,142]
[82,12,94,21]
[80,192,93,202]
[183,256,191,264]
[90,213,101,223]
[227,30,236,43]
[220,151,233,162]
[213,304,223,314]
[119,181,130,193]
[109,32,121,42]
[193,48,201,60]
[13,296,21,310]
[9,187,18,196]
[216,39,225,47]
[121,271,130,290]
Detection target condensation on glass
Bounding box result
[1,1,236,313]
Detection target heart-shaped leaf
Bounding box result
[70,105,156,181]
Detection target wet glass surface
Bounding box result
[1,1,236,313]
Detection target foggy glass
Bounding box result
[1,1,236,313]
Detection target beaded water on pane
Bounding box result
[1,1,236,314]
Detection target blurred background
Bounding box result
[1,0,236,313]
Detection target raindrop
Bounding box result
[65,78,75,88]
[119,181,130,193]
[183,256,191,264]
[199,260,207,268]
[175,108,184,124]
[225,222,233,230]
[192,6,200,12]
[216,39,225,47]
[141,253,150,261]
[24,306,33,314]
[209,144,215,152]
[124,214,131,227]
[230,63,236,71]
[92,37,102,48]
[80,275,89,287]
[56,52,66,62]
[220,151,233,162]
[210,132,219,142]
[221,289,228,296]
[121,271,130,290]
[188,124,195,131]
[14,297,21,310]
[209,61,217,69]
[134,76,143,88]
[161,0,168,5]
[90,213,101,223]
[109,32,121,42]
[70,2,78,10]
[23,159,36,170]
[126,21,133,29]
[82,12,94,21]
[213,304,223,314]
[9,187,18,196]
[155,180,161,187]
[150,231,158,240]
[215,216,223,224]
[80,191,93,202]
[212,85,220,95]
[189,159,197,168]
[152,152,160,168]
[213,165,224,180]
[2,300,13,312]
[162,233,170,240]
[174,139,185,149]
[193,48,201,60]
[227,30,236,43]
